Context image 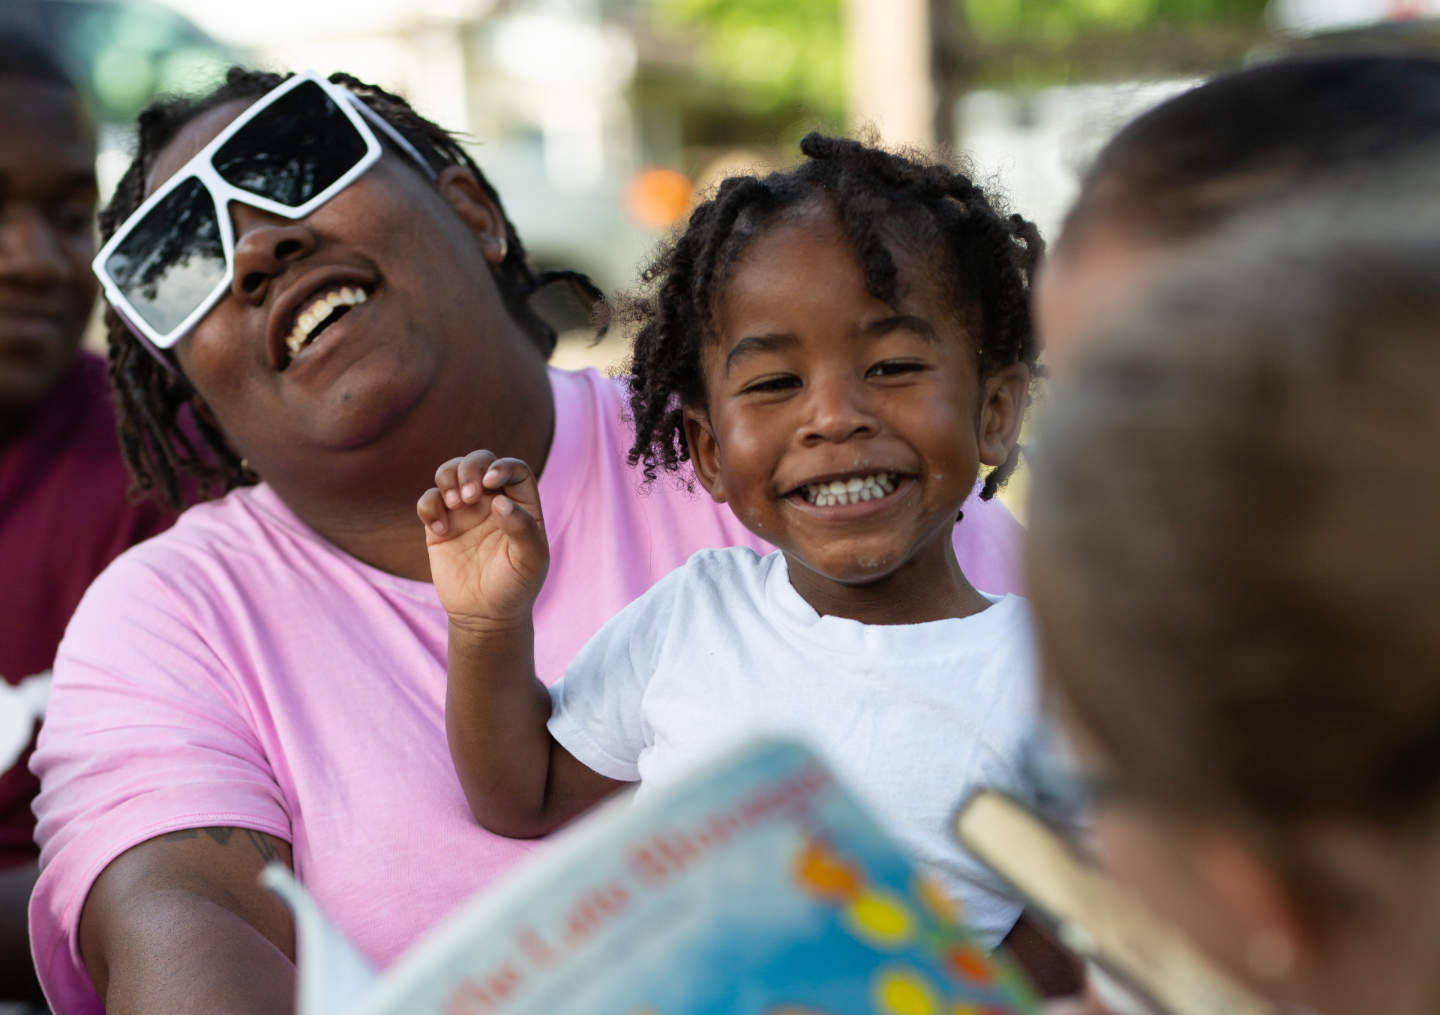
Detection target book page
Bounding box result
[263,865,379,1015]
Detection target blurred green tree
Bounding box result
[959,0,1271,86]
[650,0,847,121]
[648,0,1271,137]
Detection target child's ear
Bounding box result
[978,364,1029,468]
[682,407,727,504]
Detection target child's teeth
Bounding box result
[802,472,897,506]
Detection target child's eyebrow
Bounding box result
[863,314,938,341]
[724,333,795,375]
[723,316,939,375]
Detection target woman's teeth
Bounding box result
[801,472,897,507]
[284,286,368,359]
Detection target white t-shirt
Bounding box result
[548,547,1039,946]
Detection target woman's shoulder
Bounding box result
[108,485,277,560]
[70,486,306,620]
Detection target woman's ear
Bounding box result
[436,166,508,266]
[978,364,1029,468]
[682,407,727,504]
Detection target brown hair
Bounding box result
[1027,182,1440,840]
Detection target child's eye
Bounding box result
[740,375,800,394]
[866,360,925,378]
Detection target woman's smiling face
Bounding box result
[684,201,1026,603]
[151,97,539,492]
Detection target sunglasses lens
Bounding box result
[213,80,369,207]
[103,177,226,344]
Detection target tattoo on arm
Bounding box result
[243,830,280,863]
[160,827,286,863]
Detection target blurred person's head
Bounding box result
[1026,185,1440,1015]
[0,31,97,434]
[1036,52,1440,373]
[99,67,600,509]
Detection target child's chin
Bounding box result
[796,550,907,587]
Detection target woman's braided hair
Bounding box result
[101,67,602,508]
[624,132,1043,499]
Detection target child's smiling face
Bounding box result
[682,200,1026,612]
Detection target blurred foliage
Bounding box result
[968,0,1269,42]
[649,0,846,122]
[648,0,1271,118]
[37,0,235,124]
[961,0,1272,85]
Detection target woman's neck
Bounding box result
[266,361,556,582]
[783,532,991,625]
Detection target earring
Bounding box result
[493,237,508,262]
[1244,928,1295,980]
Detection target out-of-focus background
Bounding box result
[3,0,1437,510]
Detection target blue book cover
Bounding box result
[266,738,1038,1015]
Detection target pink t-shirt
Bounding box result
[29,367,1023,1013]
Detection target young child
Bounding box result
[418,133,1043,947]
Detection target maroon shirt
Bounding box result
[0,351,173,868]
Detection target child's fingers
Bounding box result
[433,456,467,509]
[490,495,547,554]
[416,487,450,537]
[455,450,499,504]
[482,457,543,525]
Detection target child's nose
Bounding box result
[799,375,878,444]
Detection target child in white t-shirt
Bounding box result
[418,133,1043,946]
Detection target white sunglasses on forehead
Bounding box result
[92,70,438,358]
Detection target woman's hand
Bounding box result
[418,450,549,632]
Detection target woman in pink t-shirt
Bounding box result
[29,68,1027,1014]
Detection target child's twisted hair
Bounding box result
[624,132,1043,500]
[101,67,602,509]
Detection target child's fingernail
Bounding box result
[461,483,479,501]
[430,520,447,535]
[444,490,460,508]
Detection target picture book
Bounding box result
[264,738,1039,1015]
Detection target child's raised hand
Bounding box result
[418,450,549,631]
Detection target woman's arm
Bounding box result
[79,827,295,1015]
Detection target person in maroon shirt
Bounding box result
[0,32,173,1006]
